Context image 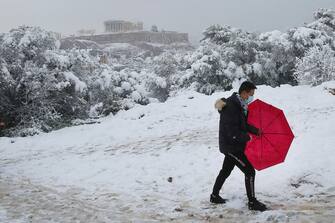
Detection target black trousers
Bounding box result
[212,151,256,201]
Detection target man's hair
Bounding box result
[238,81,257,94]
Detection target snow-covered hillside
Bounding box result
[0,82,335,222]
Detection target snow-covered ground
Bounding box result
[1,82,335,222]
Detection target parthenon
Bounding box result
[104,20,143,33]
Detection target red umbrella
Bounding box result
[245,99,295,170]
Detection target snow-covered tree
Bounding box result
[287,27,332,58]
[177,43,233,95]
[255,30,297,86]
[294,45,335,86]
[202,25,242,45]
[0,26,152,136]
[308,8,335,35]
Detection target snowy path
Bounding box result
[1,130,335,222]
[1,83,335,222]
[1,176,333,223]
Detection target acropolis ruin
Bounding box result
[104,20,143,33]
[62,20,189,46]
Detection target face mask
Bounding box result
[245,95,254,104]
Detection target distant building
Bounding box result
[104,20,143,33]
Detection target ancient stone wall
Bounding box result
[64,31,189,45]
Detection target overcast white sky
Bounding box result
[1,0,335,44]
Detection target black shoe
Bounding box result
[248,199,267,212]
[210,194,227,204]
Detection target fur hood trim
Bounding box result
[215,98,226,111]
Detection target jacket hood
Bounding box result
[215,93,243,112]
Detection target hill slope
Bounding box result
[1,82,335,222]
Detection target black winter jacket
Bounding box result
[216,92,259,154]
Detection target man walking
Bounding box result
[210,81,267,212]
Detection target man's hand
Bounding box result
[0,122,5,128]
[233,132,251,144]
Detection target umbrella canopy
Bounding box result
[245,99,295,170]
